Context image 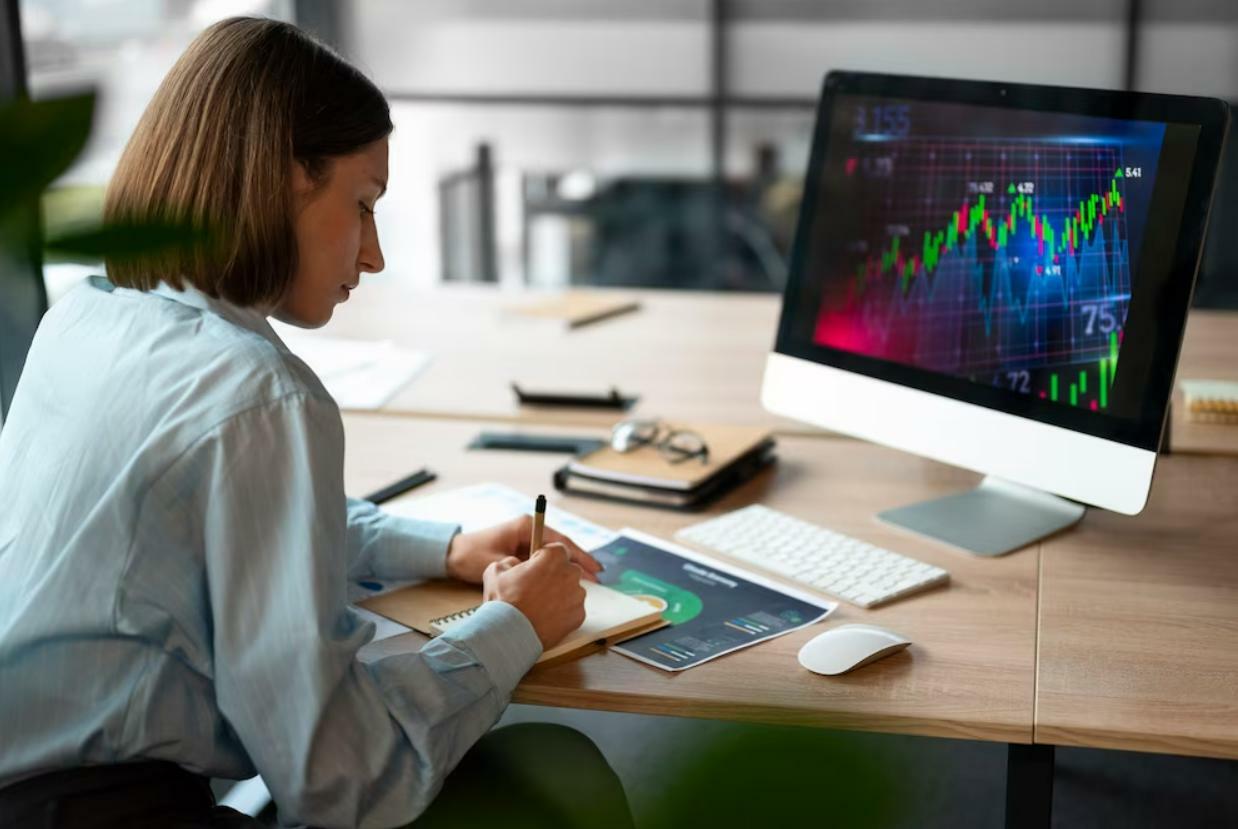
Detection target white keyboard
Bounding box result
[675,505,949,608]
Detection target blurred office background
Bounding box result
[18,0,1238,302]
[9,5,1238,826]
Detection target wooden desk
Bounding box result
[1171,309,1238,456]
[1035,451,1238,760]
[328,282,812,432]
[328,283,1238,453]
[342,414,1038,745]
[343,413,1238,825]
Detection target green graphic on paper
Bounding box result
[616,569,703,624]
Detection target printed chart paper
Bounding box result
[596,529,836,671]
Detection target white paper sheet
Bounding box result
[382,482,618,551]
[271,323,430,410]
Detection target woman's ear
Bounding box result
[289,158,318,206]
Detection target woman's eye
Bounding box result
[359,202,375,216]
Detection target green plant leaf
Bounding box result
[44,219,213,264]
[642,724,909,829]
[0,93,96,223]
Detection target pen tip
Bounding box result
[535,494,546,512]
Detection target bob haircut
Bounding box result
[103,17,392,308]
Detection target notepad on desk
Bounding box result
[357,482,667,664]
[359,578,668,665]
[554,424,776,509]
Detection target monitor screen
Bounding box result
[776,73,1227,452]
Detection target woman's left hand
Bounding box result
[444,514,604,585]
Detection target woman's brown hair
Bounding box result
[103,17,392,307]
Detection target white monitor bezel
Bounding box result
[762,352,1157,514]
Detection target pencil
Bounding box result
[530,494,546,555]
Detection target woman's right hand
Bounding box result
[482,542,587,649]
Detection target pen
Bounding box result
[530,494,546,555]
[362,468,437,505]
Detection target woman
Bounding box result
[0,17,630,829]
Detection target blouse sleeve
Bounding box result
[185,392,542,827]
[344,496,458,582]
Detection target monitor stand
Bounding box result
[877,476,1086,557]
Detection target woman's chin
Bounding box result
[272,304,333,329]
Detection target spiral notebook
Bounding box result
[359,578,669,665]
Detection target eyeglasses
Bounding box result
[610,419,709,465]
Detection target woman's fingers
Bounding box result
[541,526,604,576]
[533,542,598,583]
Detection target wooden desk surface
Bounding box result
[327,283,1238,452]
[327,282,813,432]
[1035,451,1238,760]
[342,414,1038,745]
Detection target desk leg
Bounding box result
[1005,743,1054,829]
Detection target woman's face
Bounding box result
[276,138,389,328]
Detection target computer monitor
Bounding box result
[763,71,1229,556]
[0,0,48,423]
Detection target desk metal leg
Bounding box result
[1005,743,1054,829]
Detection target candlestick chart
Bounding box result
[813,134,1153,411]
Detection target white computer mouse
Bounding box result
[797,623,912,676]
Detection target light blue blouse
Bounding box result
[0,278,543,827]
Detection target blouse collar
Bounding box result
[145,280,289,353]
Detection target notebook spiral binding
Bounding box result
[429,605,479,629]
